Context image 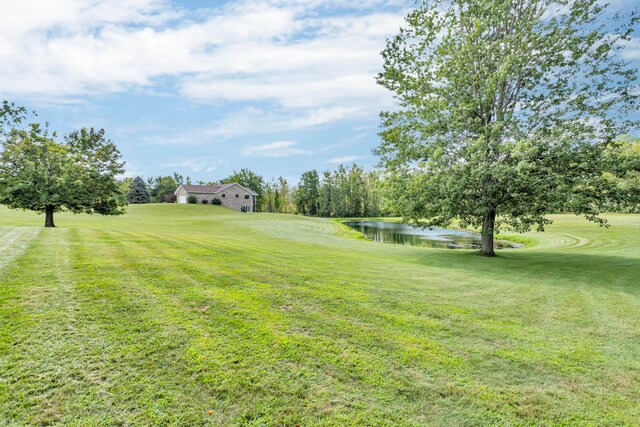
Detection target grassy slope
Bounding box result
[0,205,638,426]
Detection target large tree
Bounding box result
[0,106,125,227]
[376,0,639,255]
[296,170,320,215]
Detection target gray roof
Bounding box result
[180,184,233,194]
[178,183,258,196]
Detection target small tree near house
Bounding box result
[126,177,150,204]
[163,192,177,203]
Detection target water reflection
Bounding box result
[343,221,518,250]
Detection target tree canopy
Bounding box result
[145,175,178,203]
[376,0,639,255]
[296,170,320,215]
[0,103,125,227]
[295,164,385,217]
[602,136,640,213]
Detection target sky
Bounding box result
[1,0,639,184]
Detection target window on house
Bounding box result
[244,195,249,199]
[235,194,239,198]
[221,194,225,198]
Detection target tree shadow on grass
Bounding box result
[396,249,640,292]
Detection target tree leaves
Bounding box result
[376,0,639,239]
[0,103,126,225]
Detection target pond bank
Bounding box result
[343,220,522,249]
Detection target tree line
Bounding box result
[295,164,386,217]
[1,95,637,234]
[122,164,389,217]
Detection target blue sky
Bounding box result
[2,0,638,184]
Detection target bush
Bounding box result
[163,192,177,203]
[187,195,197,204]
[241,206,248,213]
[211,198,222,205]
[201,199,209,204]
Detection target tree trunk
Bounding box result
[480,208,496,257]
[44,205,56,228]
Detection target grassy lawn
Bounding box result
[0,204,638,426]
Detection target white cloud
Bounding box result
[0,0,406,127]
[142,105,368,145]
[621,37,640,60]
[119,158,147,178]
[328,155,365,164]
[160,158,225,172]
[0,0,176,37]
[243,140,310,157]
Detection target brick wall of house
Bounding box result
[183,184,255,212]
[216,184,255,212]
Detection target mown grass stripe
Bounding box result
[0,227,40,271]
[0,205,638,426]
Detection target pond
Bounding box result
[343,221,520,250]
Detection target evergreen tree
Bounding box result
[274,188,281,211]
[127,176,150,204]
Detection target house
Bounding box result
[175,183,258,212]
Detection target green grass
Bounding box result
[0,204,639,426]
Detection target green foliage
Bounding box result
[173,172,184,185]
[262,177,295,213]
[63,128,125,216]
[187,195,197,204]
[0,100,28,136]
[296,170,320,215]
[0,125,67,212]
[274,188,281,211]
[602,136,640,213]
[376,0,639,255]
[146,175,178,203]
[117,177,133,204]
[126,176,150,204]
[0,105,125,227]
[297,164,385,217]
[201,199,209,204]
[211,198,222,206]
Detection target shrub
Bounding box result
[163,192,177,203]
[241,206,248,213]
[201,199,209,204]
[187,195,197,204]
[211,198,222,205]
